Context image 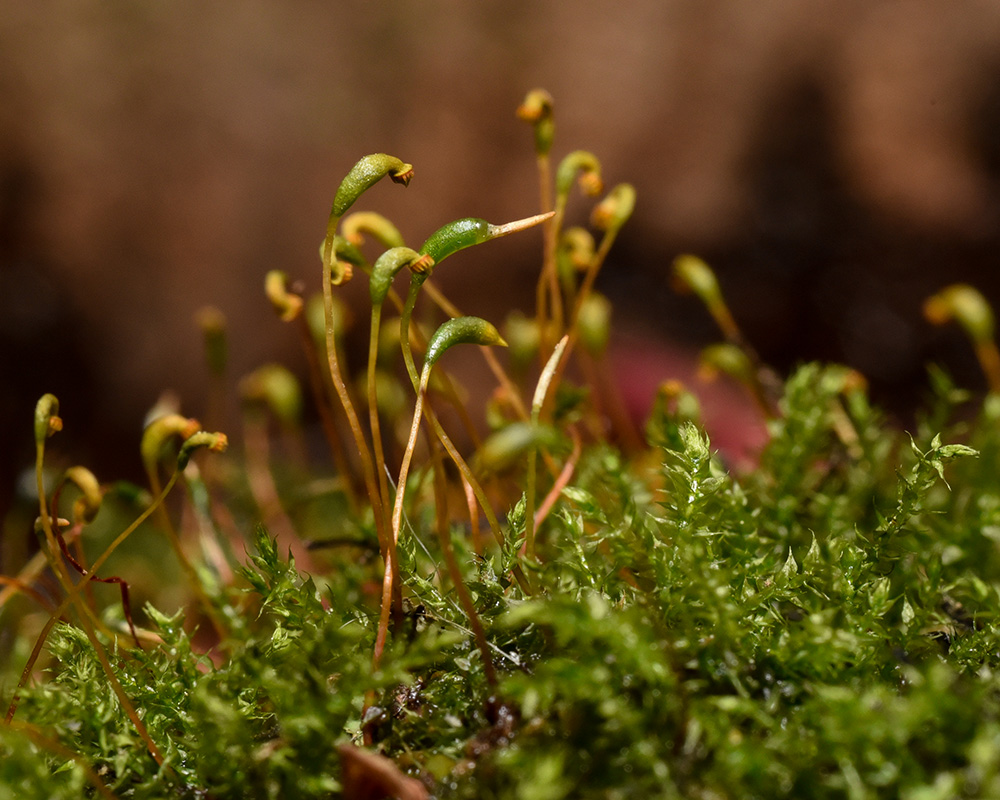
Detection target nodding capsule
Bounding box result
[672,254,722,306]
[177,431,228,471]
[591,183,636,233]
[60,466,103,525]
[317,236,365,286]
[418,212,553,265]
[370,247,426,306]
[141,414,201,473]
[341,211,406,250]
[418,218,491,264]
[34,393,62,445]
[423,316,507,373]
[555,150,602,199]
[924,284,995,343]
[265,271,303,322]
[331,154,413,219]
[516,88,555,156]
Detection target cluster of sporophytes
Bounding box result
[5,92,1000,799]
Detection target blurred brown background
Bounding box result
[4,1,1000,503]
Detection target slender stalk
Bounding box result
[421,278,562,481]
[542,220,624,429]
[295,314,360,513]
[525,336,568,559]
[423,403,531,594]
[462,474,481,553]
[0,575,54,611]
[533,425,582,529]
[372,381,426,670]
[398,300,531,589]
[145,460,229,641]
[427,433,497,689]
[321,253,389,556]
[422,278,531,423]
[538,154,601,347]
[7,452,179,766]
[537,191,568,347]
[367,305,394,532]
[399,278,484,449]
[976,340,1000,394]
[242,409,317,572]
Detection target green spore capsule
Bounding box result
[341,211,406,250]
[141,414,201,474]
[34,394,62,445]
[424,316,507,371]
[673,254,722,307]
[60,466,103,525]
[332,154,413,219]
[419,212,553,265]
[558,227,595,273]
[265,272,303,322]
[177,431,228,471]
[577,291,613,356]
[698,343,754,384]
[516,88,555,156]
[419,218,491,264]
[330,236,366,267]
[370,247,426,306]
[555,150,603,198]
[591,183,636,233]
[317,236,366,286]
[924,284,995,343]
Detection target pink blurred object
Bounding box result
[611,332,768,468]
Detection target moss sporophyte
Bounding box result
[4,91,1000,799]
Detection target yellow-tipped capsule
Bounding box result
[673,254,722,307]
[34,394,62,445]
[265,271,303,322]
[141,414,201,475]
[341,211,406,250]
[558,227,595,273]
[60,466,103,525]
[370,247,427,306]
[317,236,365,286]
[924,284,995,343]
[925,283,1000,393]
[516,88,555,157]
[177,432,229,471]
[591,184,636,234]
[555,150,603,198]
[331,154,413,219]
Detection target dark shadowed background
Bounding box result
[4,1,1000,513]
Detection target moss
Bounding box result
[4,92,1000,799]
